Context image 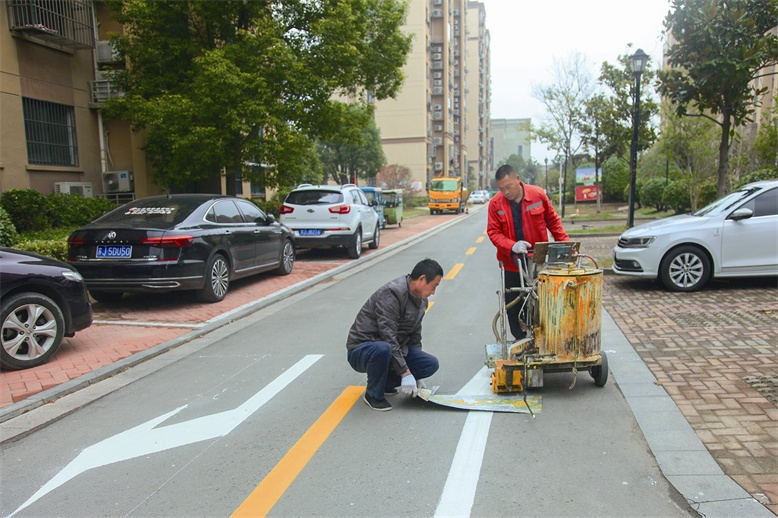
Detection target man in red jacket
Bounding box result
[487,164,569,340]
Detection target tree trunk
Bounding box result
[717,114,731,198]
[560,153,568,218]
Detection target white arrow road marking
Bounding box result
[9,354,323,517]
[434,366,494,518]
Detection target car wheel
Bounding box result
[0,292,65,370]
[659,245,711,292]
[275,239,295,275]
[347,229,362,259]
[369,224,380,249]
[590,351,608,387]
[198,253,230,302]
[90,290,124,304]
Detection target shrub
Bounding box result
[250,198,282,218]
[736,168,778,188]
[662,180,691,214]
[698,181,718,208]
[0,205,19,246]
[0,189,49,232]
[13,239,68,261]
[622,181,643,208]
[47,194,114,227]
[639,179,666,211]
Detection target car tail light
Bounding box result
[67,237,86,245]
[328,204,351,214]
[141,235,194,247]
[280,205,294,214]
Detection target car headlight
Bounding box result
[618,236,656,248]
[62,270,84,282]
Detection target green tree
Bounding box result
[105,0,411,191]
[317,108,386,185]
[602,156,630,202]
[659,0,778,197]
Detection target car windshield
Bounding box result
[430,180,458,191]
[286,190,343,205]
[95,197,203,227]
[693,187,760,217]
[362,191,378,203]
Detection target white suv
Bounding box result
[280,184,380,258]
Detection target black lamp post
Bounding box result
[627,48,649,228]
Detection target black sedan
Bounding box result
[1,248,93,369]
[67,194,295,303]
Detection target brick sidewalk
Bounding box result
[0,211,462,407]
[602,273,778,514]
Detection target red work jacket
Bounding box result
[487,183,569,272]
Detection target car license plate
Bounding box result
[96,245,132,259]
[299,229,322,237]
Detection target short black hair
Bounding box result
[410,258,443,281]
[495,164,518,180]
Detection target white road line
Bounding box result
[9,355,323,517]
[434,367,494,518]
[92,320,205,329]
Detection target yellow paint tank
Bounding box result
[533,266,603,361]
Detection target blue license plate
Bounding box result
[299,229,322,237]
[96,245,132,259]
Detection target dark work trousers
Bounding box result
[504,269,527,341]
[348,341,439,401]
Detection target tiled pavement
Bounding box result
[584,235,778,515]
[0,211,460,407]
[2,219,776,514]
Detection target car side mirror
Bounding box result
[262,214,276,225]
[370,200,378,207]
[728,207,753,221]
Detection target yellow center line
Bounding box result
[476,236,484,243]
[466,247,477,255]
[444,263,464,280]
[231,385,363,518]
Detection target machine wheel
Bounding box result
[659,245,711,292]
[0,292,65,369]
[590,351,608,387]
[90,290,124,304]
[274,239,295,275]
[198,253,230,302]
[347,228,362,259]
[368,224,380,249]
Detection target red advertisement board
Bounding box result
[575,185,602,202]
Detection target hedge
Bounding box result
[0,205,19,247]
[0,189,115,232]
[12,239,69,262]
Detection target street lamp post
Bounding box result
[627,48,649,228]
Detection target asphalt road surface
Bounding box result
[1,210,693,517]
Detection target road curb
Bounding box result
[0,210,478,429]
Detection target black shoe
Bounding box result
[363,392,392,411]
[384,387,398,396]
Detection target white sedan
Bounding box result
[468,191,487,204]
[613,179,778,291]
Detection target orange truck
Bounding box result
[428,177,468,214]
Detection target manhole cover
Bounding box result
[670,309,778,328]
[743,376,778,407]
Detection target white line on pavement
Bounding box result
[433,366,493,518]
[92,320,205,329]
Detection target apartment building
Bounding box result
[490,118,531,167]
[465,1,491,189]
[373,0,491,191]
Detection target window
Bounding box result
[237,200,266,223]
[741,188,778,218]
[212,201,244,224]
[285,190,343,205]
[22,97,78,166]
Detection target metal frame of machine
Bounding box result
[485,242,608,398]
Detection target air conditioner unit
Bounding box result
[54,182,93,197]
[432,60,443,70]
[433,79,442,87]
[434,124,443,132]
[432,52,442,60]
[434,162,444,171]
[431,9,442,17]
[432,71,442,79]
[432,112,444,120]
[431,86,443,95]
[102,170,134,193]
[433,137,443,146]
[95,40,121,64]
[432,104,443,111]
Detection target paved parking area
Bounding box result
[0,211,460,407]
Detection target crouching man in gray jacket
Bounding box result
[346,258,443,411]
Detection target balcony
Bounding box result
[8,0,94,49]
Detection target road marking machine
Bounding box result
[420,241,607,415]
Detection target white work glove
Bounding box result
[511,240,531,254]
[399,373,418,397]
[416,378,427,390]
